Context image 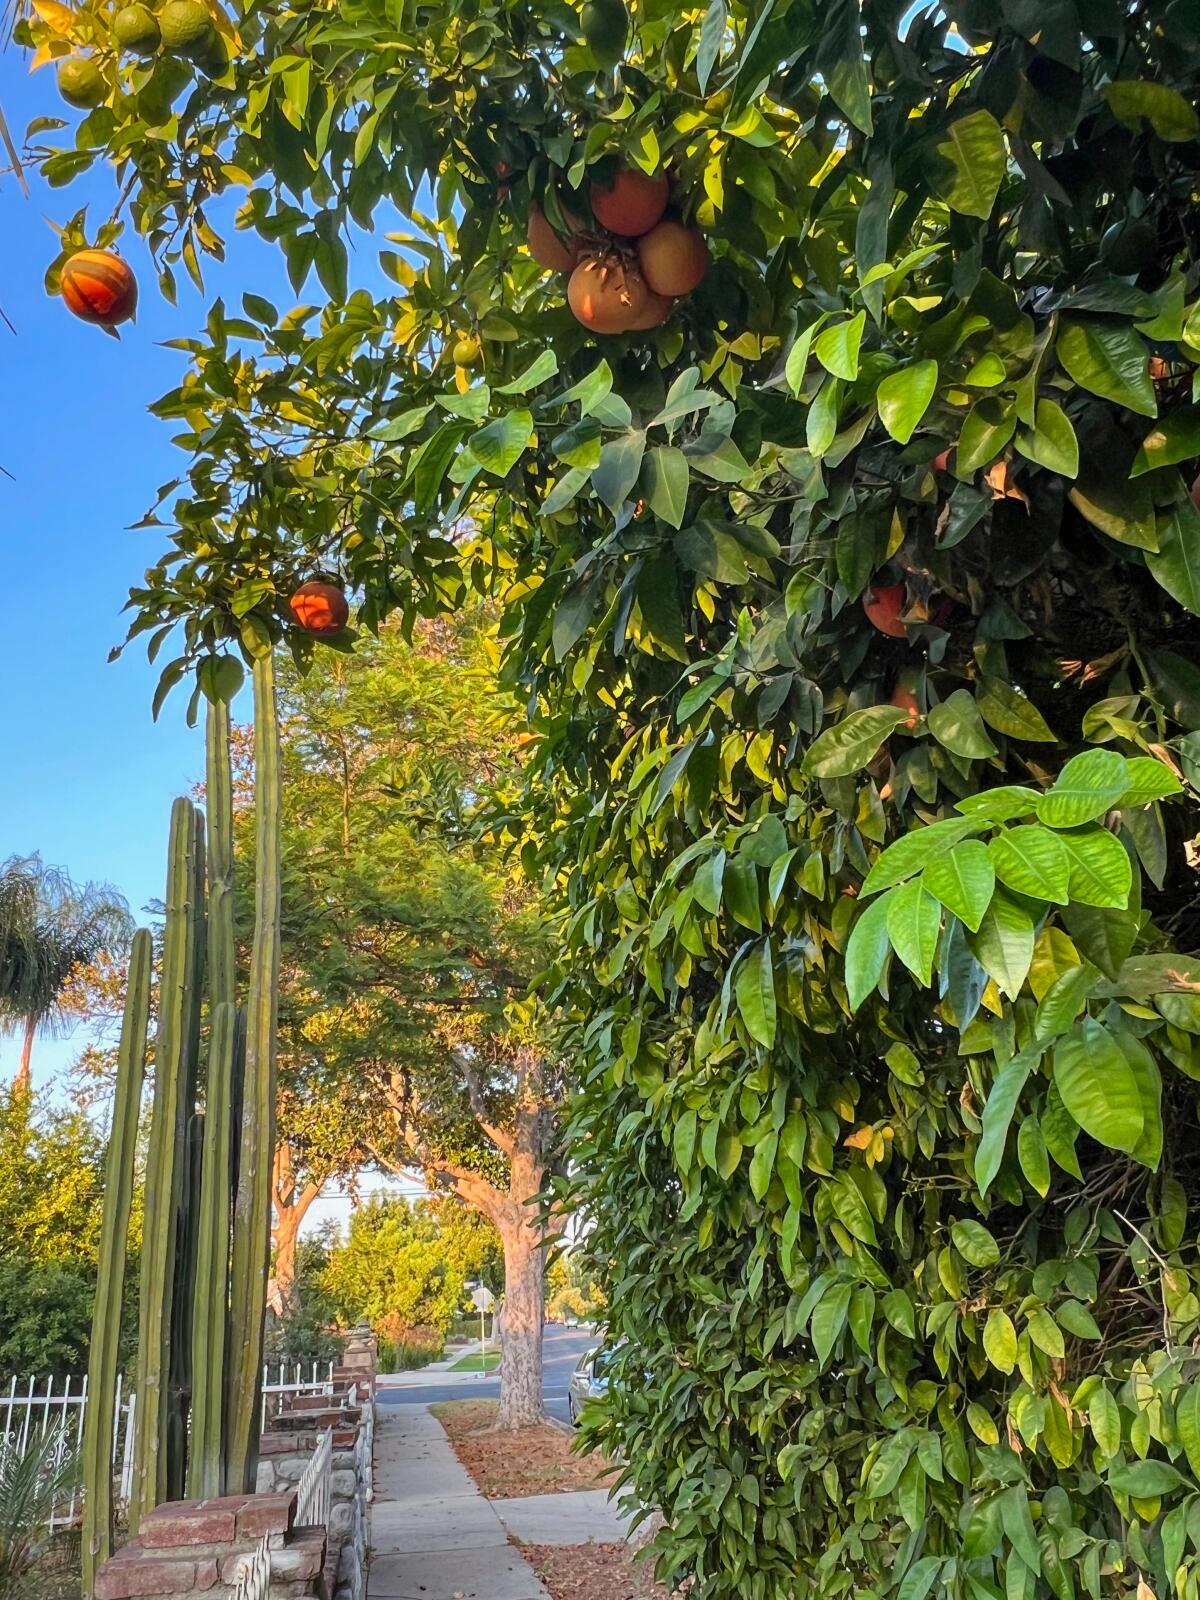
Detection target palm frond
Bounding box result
[0,1426,79,1600]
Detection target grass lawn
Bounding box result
[450,1348,502,1372]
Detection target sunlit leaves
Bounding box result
[927,109,1006,219]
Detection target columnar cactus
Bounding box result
[188,698,237,1499]
[225,651,281,1492]
[131,797,205,1530]
[81,926,152,1595]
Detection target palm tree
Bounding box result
[0,856,131,1093]
[0,1426,78,1600]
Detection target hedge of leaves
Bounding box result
[20,0,1200,1595]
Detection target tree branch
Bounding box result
[457,1049,516,1158]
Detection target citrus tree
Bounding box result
[18,0,1200,1595]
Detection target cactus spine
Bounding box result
[225,650,281,1491]
[81,927,152,1596]
[188,697,237,1499]
[131,797,206,1530]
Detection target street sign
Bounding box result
[471,1285,495,1312]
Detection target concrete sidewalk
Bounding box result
[375,1350,499,1390]
[368,1405,549,1600]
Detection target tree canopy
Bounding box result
[18,0,1200,1594]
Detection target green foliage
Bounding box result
[321,1197,502,1337]
[20,0,1200,1593]
[0,1429,78,1600]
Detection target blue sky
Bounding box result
[0,55,304,1082]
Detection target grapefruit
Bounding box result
[526,207,578,273]
[863,582,908,638]
[930,448,952,474]
[581,0,627,65]
[60,249,138,326]
[636,219,710,296]
[626,290,673,330]
[158,0,215,57]
[113,3,161,51]
[590,168,669,238]
[57,57,106,108]
[567,255,647,333]
[890,682,921,730]
[452,335,481,367]
[290,580,349,636]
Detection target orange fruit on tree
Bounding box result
[863,582,908,638]
[60,249,138,326]
[626,289,674,330]
[526,207,579,273]
[636,219,710,296]
[567,255,648,333]
[889,682,921,730]
[589,168,669,237]
[290,579,349,636]
[931,448,952,474]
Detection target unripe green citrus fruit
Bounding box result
[57,56,106,108]
[113,4,161,53]
[581,0,627,66]
[452,336,481,367]
[158,0,215,57]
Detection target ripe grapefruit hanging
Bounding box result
[626,290,673,330]
[567,255,647,334]
[290,580,349,636]
[526,208,578,273]
[589,168,669,238]
[60,249,138,326]
[636,220,710,296]
[863,582,908,638]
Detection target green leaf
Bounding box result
[886,879,941,985]
[1109,1460,1187,1497]
[983,1308,1018,1372]
[1026,1307,1065,1358]
[969,890,1035,999]
[928,109,1006,219]
[1057,319,1156,418]
[829,1173,877,1245]
[927,690,998,759]
[1034,963,1098,1039]
[957,397,1016,474]
[593,431,647,511]
[695,0,727,91]
[1068,474,1157,551]
[922,841,995,932]
[785,316,827,395]
[976,678,1056,742]
[1059,826,1133,909]
[642,445,690,529]
[1057,1299,1102,1340]
[845,891,894,1012]
[1037,749,1130,828]
[811,1280,853,1366]
[877,360,939,444]
[862,816,981,896]
[999,1486,1042,1576]
[735,938,777,1048]
[1090,1387,1121,1458]
[951,1219,1000,1268]
[882,1288,916,1339]
[814,312,866,382]
[897,1557,943,1600]
[542,466,591,515]
[672,1109,698,1171]
[1147,501,1200,616]
[806,379,840,457]
[1053,1018,1144,1154]
[1015,398,1080,478]
[1104,80,1200,143]
[495,349,558,393]
[469,409,533,476]
[815,0,873,134]
[1176,1383,1200,1480]
[197,653,244,705]
[1018,1115,1051,1196]
[957,786,1043,824]
[988,826,1070,905]
[803,706,909,779]
[1131,408,1200,477]
[1118,756,1184,808]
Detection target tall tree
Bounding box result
[0,857,130,1093]
[234,615,558,1425]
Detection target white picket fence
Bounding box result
[0,1360,335,1527]
[233,1534,272,1600]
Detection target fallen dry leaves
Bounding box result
[428,1399,618,1499]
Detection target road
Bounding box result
[375,1323,593,1425]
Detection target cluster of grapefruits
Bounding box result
[527,167,710,336]
[55,0,224,109]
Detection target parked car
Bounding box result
[567,1344,614,1424]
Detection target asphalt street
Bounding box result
[375,1322,594,1425]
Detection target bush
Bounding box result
[0,1261,98,1380]
[377,1325,443,1374]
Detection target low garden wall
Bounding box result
[93,1327,377,1600]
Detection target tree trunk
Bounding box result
[493,1204,546,1430]
[14,1014,35,1094]
[273,1203,303,1303]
